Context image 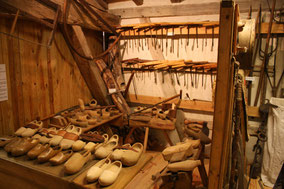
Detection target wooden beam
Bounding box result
[208,1,235,189]
[60,25,110,105]
[171,0,184,3]
[132,0,143,6]
[1,0,120,32]
[127,94,214,113]
[109,0,279,19]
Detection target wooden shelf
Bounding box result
[81,114,123,133]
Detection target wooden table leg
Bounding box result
[125,127,136,144]
[198,159,208,187]
[162,130,174,146]
[143,127,149,153]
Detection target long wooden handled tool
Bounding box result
[129,90,182,115]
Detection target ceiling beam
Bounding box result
[0,0,120,32]
[132,0,143,6]
[170,0,184,3]
[109,0,280,19]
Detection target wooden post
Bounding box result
[208,1,235,189]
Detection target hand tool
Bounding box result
[190,67,194,87]
[166,27,169,56]
[177,30,180,57]
[154,71,157,84]
[155,27,158,49]
[187,71,189,89]
[195,68,198,88]
[175,72,180,86]
[161,27,164,52]
[150,27,154,47]
[138,30,141,50]
[205,26,208,47]
[129,30,131,49]
[187,25,190,46]
[180,27,183,46]
[202,67,205,87]
[211,26,214,51]
[171,26,174,53]
[184,71,186,87]
[196,26,199,48]
[204,70,207,90]
[133,29,137,48]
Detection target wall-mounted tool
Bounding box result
[211,26,215,51]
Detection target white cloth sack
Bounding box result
[261,97,284,187]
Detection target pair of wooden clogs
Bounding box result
[15,120,43,137]
[110,142,144,166]
[95,135,119,159]
[72,132,108,152]
[86,158,122,186]
[49,125,82,150]
[4,137,39,157]
[32,127,58,144]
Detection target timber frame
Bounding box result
[208,1,238,188]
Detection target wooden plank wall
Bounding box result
[0,18,102,135]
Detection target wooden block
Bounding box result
[125,152,168,189]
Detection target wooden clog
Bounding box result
[121,142,143,166]
[49,150,73,166]
[37,146,62,163]
[95,135,118,159]
[86,158,111,182]
[27,143,49,159]
[60,126,82,150]
[72,140,86,151]
[98,161,122,186]
[64,150,92,174]
[11,138,40,157]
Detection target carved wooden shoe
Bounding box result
[95,135,118,159]
[11,138,40,157]
[98,161,122,186]
[49,150,73,166]
[121,142,143,166]
[15,120,38,136]
[37,146,62,163]
[72,140,86,152]
[110,144,131,161]
[167,160,201,172]
[21,121,43,137]
[179,138,200,149]
[64,150,92,174]
[4,137,23,153]
[88,99,97,108]
[0,137,15,148]
[60,126,82,150]
[162,142,193,162]
[27,143,49,159]
[49,127,70,146]
[86,158,111,182]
